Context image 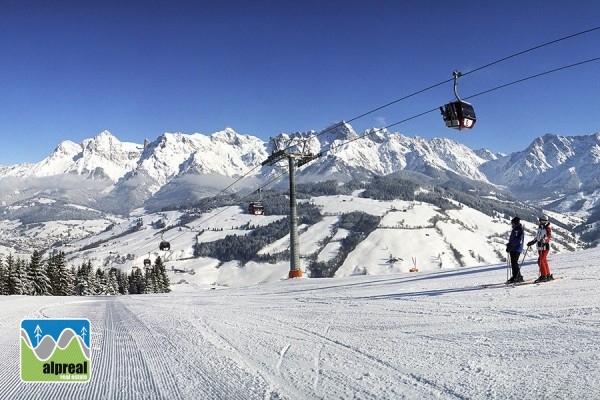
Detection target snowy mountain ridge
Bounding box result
[481,132,600,199]
[1,123,600,219]
[1,123,496,186]
[2,131,142,181]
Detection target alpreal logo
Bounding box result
[20,318,91,382]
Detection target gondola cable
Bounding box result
[141,54,600,257]
[320,55,600,154]
[160,25,600,213]
[127,28,600,257]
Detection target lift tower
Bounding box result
[262,139,320,278]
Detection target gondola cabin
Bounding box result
[143,258,151,267]
[248,202,264,215]
[159,240,171,251]
[440,100,476,130]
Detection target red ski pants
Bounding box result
[537,249,551,276]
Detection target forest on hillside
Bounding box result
[0,251,170,296]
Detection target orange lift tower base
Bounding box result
[288,269,303,278]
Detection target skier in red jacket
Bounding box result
[527,215,554,283]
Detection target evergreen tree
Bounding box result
[133,268,145,294]
[86,262,98,295]
[127,270,138,294]
[14,258,27,294]
[144,266,157,294]
[160,260,171,293]
[75,261,93,296]
[75,265,86,296]
[15,258,31,294]
[0,256,6,295]
[56,253,75,296]
[106,269,119,295]
[116,269,129,295]
[45,251,71,296]
[6,255,22,295]
[45,252,60,296]
[28,251,52,296]
[93,268,107,295]
[127,267,147,294]
[153,256,171,293]
[63,266,77,296]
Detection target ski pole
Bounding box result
[519,247,529,268]
[506,252,510,282]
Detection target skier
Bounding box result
[506,216,525,283]
[527,214,554,283]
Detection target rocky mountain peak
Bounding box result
[3,124,600,217]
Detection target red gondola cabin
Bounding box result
[440,101,476,130]
[248,202,264,215]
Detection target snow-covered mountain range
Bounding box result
[2,123,600,215]
[1,122,600,258]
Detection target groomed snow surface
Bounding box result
[2,247,599,399]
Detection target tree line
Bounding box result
[193,201,323,264]
[0,251,170,296]
[308,211,382,278]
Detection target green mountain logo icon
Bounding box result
[20,319,91,383]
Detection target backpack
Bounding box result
[545,224,552,241]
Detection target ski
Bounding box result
[513,276,563,286]
[481,282,511,288]
[511,279,538,286]
[482,276,562,289]
[480,279,531,288]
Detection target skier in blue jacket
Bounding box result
[506,216,525,283]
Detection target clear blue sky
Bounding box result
[1,0,599,164]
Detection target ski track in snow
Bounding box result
[2,247,600,399]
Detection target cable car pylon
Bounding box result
[261,137,321,279]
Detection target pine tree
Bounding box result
[75,266,85,296]
[46,251,71,296]
[128,268,146,294]
[144,266,156,294]
[76,261,93,296]
[94,268,107,295]
[46,252,60,295]
[55,252,74,296]
[106,269,119,295]
[153,256,171,293]
[16,258,29,295]
[116,269,129,295]
[6,255,22,295]
[0,256,6,295]
[63,266,77,296]
[153,257,163,293]
[28,251,52,296]
[128,270,138,294]
[129,268,145,294]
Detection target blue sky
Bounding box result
[1,0,599,165]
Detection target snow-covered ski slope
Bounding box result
[2,247,599,399]
[52,192,580,290]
